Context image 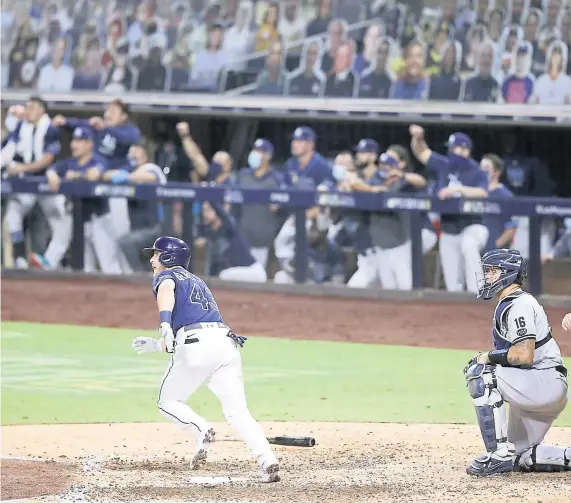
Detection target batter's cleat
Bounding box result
[191,428,215,469]
[14,257,29,269]
[261,461,280,483]
[28,252,50,270]
[467,452,514,477]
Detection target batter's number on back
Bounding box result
[190,284,220,312]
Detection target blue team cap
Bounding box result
[378,152,399,167]
[253,138,274,156]
[516,44,529,55]
[355,138,380,154]
[72,126,94,141]
[446,132,473,150]
[291,126,316,141]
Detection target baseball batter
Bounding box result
[464,248,569,476]
[132,237,279,482]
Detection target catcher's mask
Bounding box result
[476,248,527,300]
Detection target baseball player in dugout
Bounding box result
[350,150,414,290]
[200,201,267,283]
[464,248,569,476]
[480,154,519,253]
[52,99,142,238]
[283,126,334,189]
[176,121,233,185]
[410,124,489,293]
[1,96,69,270]
[132,236,279,482]
[51,99,140,171]
[103,143,167,272]
[45,126,123,274]
[230,138,285,270]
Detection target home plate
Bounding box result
[189,476,247,485]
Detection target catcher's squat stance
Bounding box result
[464,248,569,476]
[132,236,280,482]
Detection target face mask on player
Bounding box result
[332,163,347,181]
[248,151,263,169]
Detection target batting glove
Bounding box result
[132,336,162,354]
[159,322,175,353]
[227,331,248,348]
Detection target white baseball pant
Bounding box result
[84,213,123,274]
[422,228,438,254]
[512,217,556,259]
[108,197,131,237]
[250,247,269,269]
[348,230,438,290]
[5,193,72,268]
[158,325,277,467]
[218,262,267,282]
[439,224,489,293]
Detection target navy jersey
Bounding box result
[152,267,224,333]
[427,152,488,234]
[483,184,518,252]
[6,120,61,173]
[286,71,325,97]
[463,75,499,102]
[66,118,141,170]
[283,152,334,189]
[50,154,108,222]
[428,73,461,101]
[501,155,554,197]
[357,70,392,98]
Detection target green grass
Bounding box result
[2,322,570,426]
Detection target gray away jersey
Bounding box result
[492,290,563,370]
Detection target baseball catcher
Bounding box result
[464,248,569,476]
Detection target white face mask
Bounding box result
[332,163,346,181]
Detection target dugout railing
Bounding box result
[2,176,571,295]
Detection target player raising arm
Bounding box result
[131,237,280,482]
[463,248,569,476]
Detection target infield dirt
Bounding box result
[2,277,570,503]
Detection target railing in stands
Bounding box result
[218,17,383,93]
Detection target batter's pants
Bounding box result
[158,325,277,466]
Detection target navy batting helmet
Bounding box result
[477,248,528,300]
[142,236,190,268]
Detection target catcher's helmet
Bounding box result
[476,248,528,300]
[142,236,190,268]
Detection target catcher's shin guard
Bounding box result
[465,364,514,456]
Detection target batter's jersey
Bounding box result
[153,266,224,333]
[492,290,563,370]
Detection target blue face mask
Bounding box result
[248,151,263,169]
[448,150,470,167]
[332,164,347,181]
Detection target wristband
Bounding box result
[487,349,510,366]
[159,310,172,325]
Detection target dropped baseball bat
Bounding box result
[221,435,316,447]
[267,436,316,447]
